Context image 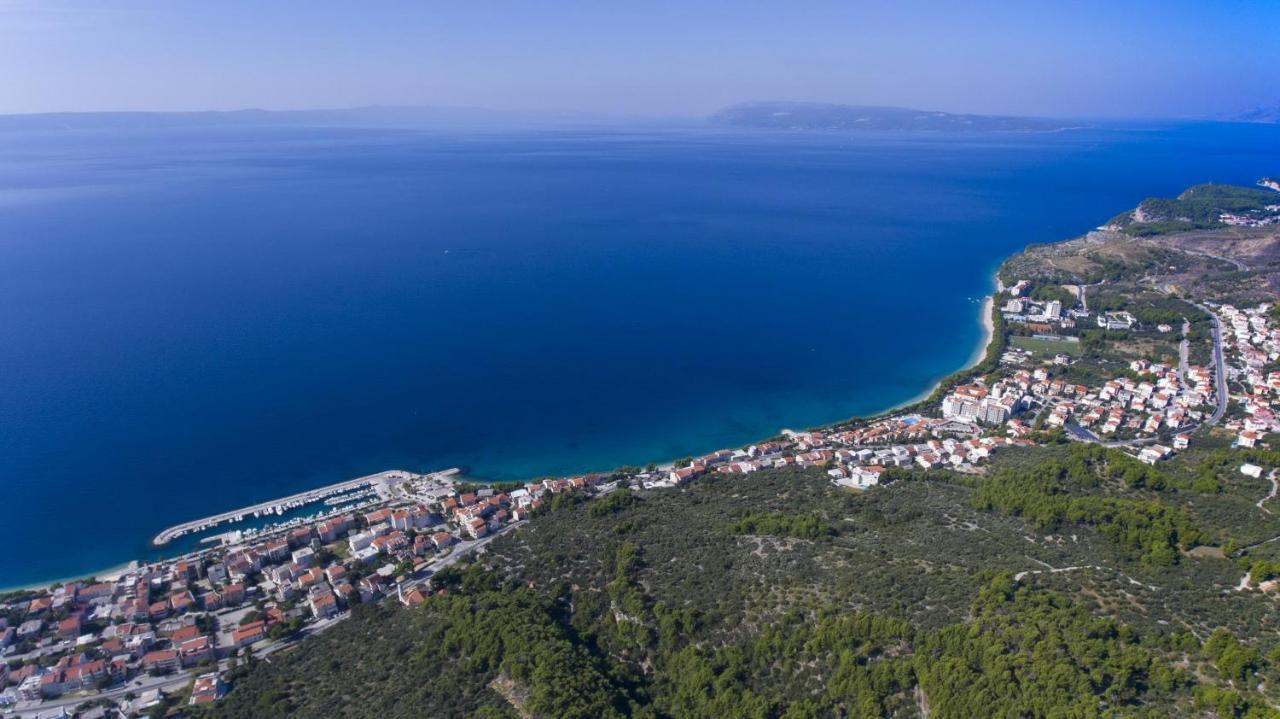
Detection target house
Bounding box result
[669,465,704,484]
[169,590,196,614]
[78,583,114,603]
[262,540,290,562]
[347,529,382,553]
[1241,463,1264,479]
[1238,431,1260,449]
[398,585,426,607]
[231,620,267,649]
[324,564,349,585]
[179,636,213,667]
[56,615,81,639]
[309,592,339,619]
[352,546,381,564]
[206,563,228,585]
[1138,445,1171,465]
[189,672,227,706]
[287,526,315,548]
[363,507,393,525]
[317,516,351,543]
[290,547,315,567]
[141,649,180,674]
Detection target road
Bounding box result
[8,522,524,718]
[1062,418,1158,449]
[1178,319,1191,387]
[1192,301,1229,427]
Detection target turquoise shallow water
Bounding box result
[2,120,1279,587]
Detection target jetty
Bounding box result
[151,469,416,546]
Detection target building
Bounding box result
[1097,311,1136,330]
[141,649,180,674]
[310,591,339,619]
[231,620,267,649]
[189,673,227,706]
[1138,445,1171,465]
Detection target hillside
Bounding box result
[711,101,1077,132]
[1003,178,1280,305]
[1106,183,1280,237]
[206,449,1280,718]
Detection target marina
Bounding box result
[150,469,416,546]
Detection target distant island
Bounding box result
[1230,105,1280,124]
[711,100,1081,132]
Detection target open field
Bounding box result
[1009,334,1083,357]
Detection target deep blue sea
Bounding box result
[2,120,1279,588]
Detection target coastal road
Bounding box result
[1178,319,1191,387]
[9,671,195,718]
[1192,302,1229,427]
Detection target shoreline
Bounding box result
[6,278,1004,594]
[0,561,136,595]
[821,270,1000,425]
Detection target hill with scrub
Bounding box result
[205,444,1280,718]
[1106,182,1279,237]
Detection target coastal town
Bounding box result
[7,183,1280,718]
[1,272,1247,718]
[1215,303,1280,447]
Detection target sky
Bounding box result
[1,0,1278,119]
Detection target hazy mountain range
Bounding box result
[0,101,1275,133]
[710,101,1082,132]
[1230,105,1280,124]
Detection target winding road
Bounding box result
[1191,301,1230,427]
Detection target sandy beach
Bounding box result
[848,288,997,425]
[0,560,137,594]
[966,293,997,370]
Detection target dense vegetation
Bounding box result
[974,444,1208,565]
[1110,183,1279,236]
[208,451,1280,718]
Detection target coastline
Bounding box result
[0,561,136,595]
[822,271,1001,426]
[970,292,997,370]
[5,278,1004,594]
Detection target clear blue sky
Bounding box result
[2,0,1277,118]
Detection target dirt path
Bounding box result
[1257,470,1278,515]
[1014,562,1159,591]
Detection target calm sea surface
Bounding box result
[2,121,1279,587]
